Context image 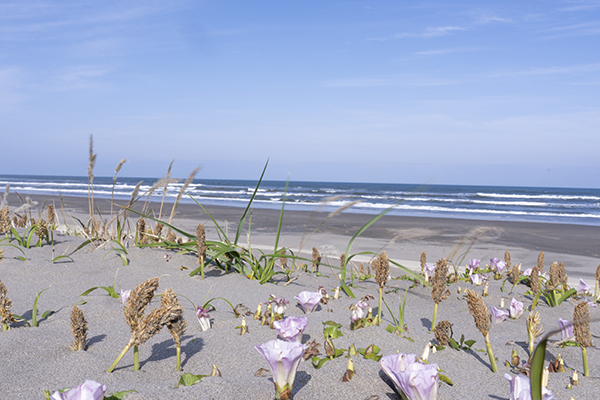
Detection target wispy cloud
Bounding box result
[53,65,113,91]
[369,25,467,41]
[537,21,600,39]
[413,47,479,56]
[323,74,461,88]
[487,63,600,79]
[558,0,600,11]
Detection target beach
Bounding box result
[1,193,599,399]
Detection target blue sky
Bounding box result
[1,1,599,188]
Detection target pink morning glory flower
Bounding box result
[578,279,590,294]
[471,274,483,285]
[509,298,524,319]
[273,316,308,342]
[51,380,107,400]
[558,318,574,341]
[490,307,509,323]
[380,353,438,400]
[504,373,556,400]
[294,291,322,314]
[119,289,131,305]
[350,299,369,323]
[196,305,211,331]
[467,259,480,272]
[255,339,305,400]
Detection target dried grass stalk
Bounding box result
[573,301,592,376]
[374,251,390,289]
[196,224,206,259]
[70,306,88,351]
[466,288,497,372]
[47,204,56,227]
[504,250,511,270]
[530,266,540,295]
[124,277,160,332]
[0,280,17,330]
[536,251,544,273]
[312,247,321,273]
[432,259,450,304]
[168,167,201,224]
[137,218,146,244]
[435,320,453,346]
[420,251,426,276]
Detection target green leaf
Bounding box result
[447,337,459,350]
[312,356,331,369]
[439,373,454,386]
[105,390,138,400]
[463,340,476,349]
[80,286,119,299]
[51,255,74,263]
[32,285,51,327]
[177,373,208,387]
[556,288,577,305]
[234,159,269,245]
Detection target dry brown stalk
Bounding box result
[432,259,450,304]
[466,289,491,337]
[137,218,146,244]
[196,224,206,259]
[340,253,346,272]
[153,223,164,243]
[573,301,592,348]
[87,135,97,222]
[0,280,17,329]
[312,247,321,273]
[530,266,540,295]
[596,264,600,282]
[70,306,88,351]
[504,250,511,270]
[526,311,543,356]
[420,252,426,276]
[537,252,544,273]
[435,320,453,346]
[35,218,48,241]
[125,277,160,332]
[47,204,56,227]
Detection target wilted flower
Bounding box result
[273,316,308,342]
[119,290,131,305]
[471,274,483,286]
[255,339,305,400]
[509,298,524,319]
[51,380,107,400]
[558,318,575,341]
[269,295,289,317]
[350,299,369,322]
[196,305,211,331]
[380,353,438,400]
[490,307,509,323]
[294,291,322,314]
[578,279,590,294]
[504,373,556,400]
[467,259,480,272]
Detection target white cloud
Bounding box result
[369,25,467,41]
[54,65,112,91]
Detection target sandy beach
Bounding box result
[1,193,599,399]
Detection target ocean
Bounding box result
[0,174,599,226]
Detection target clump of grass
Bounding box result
[70,305,88,351]
[466,288,497,372]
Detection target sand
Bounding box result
[1,194,599,399]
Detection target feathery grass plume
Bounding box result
[466,288,497,372]
[87,134,97,223]
[557,262,568,290]
[420,251,426,277]
[374,251,390,326]
[431,259,450,331]
[510,263,521,284]
[70,306,88,351]
[504,250,511,271]
[526,311,543,357]
[1,183,9,208]
[157,159,175,219]
[166,228,176,243]
[153,223,163,243]
[0,248,3,261]
[340,253,346,273]
[110,157,127,224]
[0,206,10,234]
[594,264,600,302]
[46,204,56,228]
[168,166,201,225]
[19,213,27,228]
[573,301,592,376]
[536,251,544,273]
[161,288,186,371]
[12,215,18,229]
[312,247,321,273]
[35,218,48,244]
[136,218,146,246]
[530,265,540,295]
[0,280,17,331]
[123,180,143,223]
[435,320,453,346]
[196,224,206,279]
[108,277,160,372]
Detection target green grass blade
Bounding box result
[530,332,551,400]
[32,285,51,327]
[234,159,269,245]
[273,177,289,253]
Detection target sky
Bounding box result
[1,1,599,188]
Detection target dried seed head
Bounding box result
[432,259,451,304]
[340,253,346,270]
[114,158,127,177]
[19,214,27,228]
[133,307,169,346]
[196,224,206,259]
[70,306,88,351]
[0,280,17,324]
[0,206,10,234]
[161,288,186,346]
[35,218,48,240]
[536,252,544,272]
[312,247,321,272]
[504,250,511,269]
[420,252,426,275]
[596,264,600,282]
[573,301,592,348]
[466,289,491,337]
[530,266,540,295]
[435,320,453,346]
[527,311,543,341]
[47,204,56,227]
[374,251,390,289]
[359,262,365,275]
[124,277,160,331]
[153,223,163,242]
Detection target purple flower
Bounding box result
[558,318,574,341]
[509,298,524,319]
[504,373,556,400]
[350,299,369,322]
[294,291,322,314]
[578,279,590,294]
[471,274,483,286]
[490,307,509,323]
[273,316,308,342]
[51,380,107,400]
[424,263,436,277]
[269,295,289,317]
[490,258,506,274]
[467,259,480,272]
[380,353,438,400]
[522,268,532,276]
[196,305,211,331]
[255,339,305,400]
[119,290,131,305]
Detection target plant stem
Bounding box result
[431,302,438,331]
[484,334,498,372]
[176,345,181,371]
[582,346,589,376]
[107,341,133,373]
[134,344,139,371]
[200,255,204,280]
[376,287,383,326]
[2,322,7,331]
